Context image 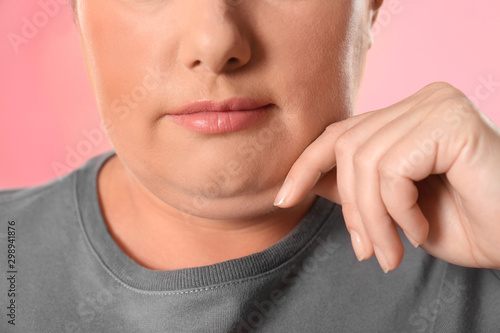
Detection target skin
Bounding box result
[74,1,500,272]
[278,83,500,272]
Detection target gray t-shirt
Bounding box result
[1,152,499,332]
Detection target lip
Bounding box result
[165,98,273,134]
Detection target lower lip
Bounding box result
[167,105,272,134]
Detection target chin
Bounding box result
[167,187,281,222]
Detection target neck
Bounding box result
[98,155,317,271]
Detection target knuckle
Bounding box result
[439,93,470,110]
[325,121,343,134]
[419,82,466,106]
[436,95,478,126]
[334,132,352,158]
[378,157,398,182]
[353,147,374,170]
[352,151,363,168]
[425,81,459,94]
[341,203,360,227]
[324,121,348,142]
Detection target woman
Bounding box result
[1,0,499,332]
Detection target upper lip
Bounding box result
[167,98,272,115]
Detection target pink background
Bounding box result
[1,0,499,189]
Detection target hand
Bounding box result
[274,82,500,273]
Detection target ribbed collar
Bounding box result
[75,152,338,292]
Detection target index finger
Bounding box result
[273,82,435,208]
[273,110,376,207]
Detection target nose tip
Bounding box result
[180,8,251,74]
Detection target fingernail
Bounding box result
[349,229,365,261]
[373,245,390,274]
[274,178,293,207]
[404,230,420,248]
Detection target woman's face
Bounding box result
[75,0,378,220]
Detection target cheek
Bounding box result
[79,2,177,131]
[262,9,355,135]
